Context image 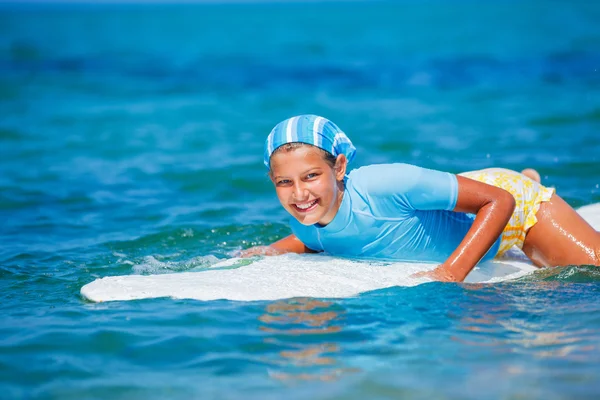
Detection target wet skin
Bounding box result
[523,194,600,267]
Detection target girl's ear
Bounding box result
[334,154,347,181]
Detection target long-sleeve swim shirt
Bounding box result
[290,163,502,263]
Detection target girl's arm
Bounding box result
[238,234,317,257]
[423,175,516,282]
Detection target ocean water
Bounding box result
[1,0,600,398]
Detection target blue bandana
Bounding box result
[263,115,357,169]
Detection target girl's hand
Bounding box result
[236,246,286,258]
[237,234,317,258]
[411,265,460,282]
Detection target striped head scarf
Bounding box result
[263,115,356,169]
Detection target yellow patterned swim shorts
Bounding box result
[459,168,555,256]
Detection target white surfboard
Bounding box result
[81,203,600,302]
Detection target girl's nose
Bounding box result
[292,182,308,200]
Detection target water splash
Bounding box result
[131,255,221,275]
[525,265,600,283]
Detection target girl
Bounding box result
[242,115,600,282]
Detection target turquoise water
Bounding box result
[2,1,600,398]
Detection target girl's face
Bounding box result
[269,146,347,226]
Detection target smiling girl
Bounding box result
[242,115,600,282]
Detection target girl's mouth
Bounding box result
[293,199,319,213]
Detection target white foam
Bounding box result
[81,203,600,302]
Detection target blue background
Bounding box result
[1,1,599,398]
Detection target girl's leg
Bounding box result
[522,194,600,267]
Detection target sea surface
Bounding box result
[1,1,600,399]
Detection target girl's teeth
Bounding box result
[297,200,316,209]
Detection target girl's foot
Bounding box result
[521,168,541,183]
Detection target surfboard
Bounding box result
[81,203,600,302]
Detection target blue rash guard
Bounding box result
[290,163,502,263]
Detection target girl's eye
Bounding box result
[277,179,291,186]
[306,173,318,179]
